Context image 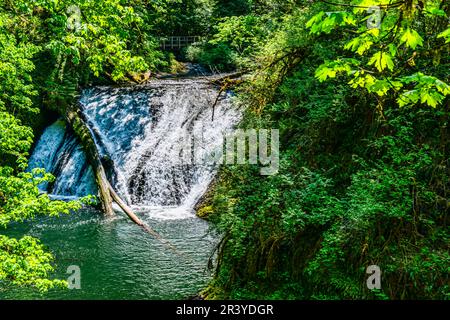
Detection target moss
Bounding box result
[195,178,219,220]
[197,205,214,219]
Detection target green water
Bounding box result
[0,209,218,300]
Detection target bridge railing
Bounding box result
[160,36,204,50]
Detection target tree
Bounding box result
[307,0,449,110]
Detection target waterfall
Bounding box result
[29,78,241,219]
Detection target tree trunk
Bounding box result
[108,182,180,254]
[209,71,247,87]
[65,104,114,216]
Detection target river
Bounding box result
[0,208,217,299]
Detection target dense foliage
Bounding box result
[197,0,449,299]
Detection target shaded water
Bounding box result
[0,209,217,299]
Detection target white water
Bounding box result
[29,78,241,220]
[28,119,97,196]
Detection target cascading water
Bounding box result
[28,119,98,198]
[29,78,241,219]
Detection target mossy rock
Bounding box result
[196,205,214,219]
[194,177,218,219]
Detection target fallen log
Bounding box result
[108,183,160,239]
[211,86,225,122]
[64,103,173,249]
[108,182,181,254]
[65,104,114,216]
[209,70,247,87]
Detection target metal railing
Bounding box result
[160,36,203,50]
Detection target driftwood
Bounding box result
[64,104,171,247]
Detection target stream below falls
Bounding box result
[0,209,216,299]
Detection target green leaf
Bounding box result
[315,65,336,82]
[420,91,441,108]
[357,40,373,55]
[435,79,450,95]
[437,28,450,44]
[428,8,447,17]
[344,38,360,52]
[399,28,424,49]
[369,80,391,96]
[368,51,394,72]
[306,12,325,34]
[388,43,397,57]
[397,90,420,107]
[306,11,325,29]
